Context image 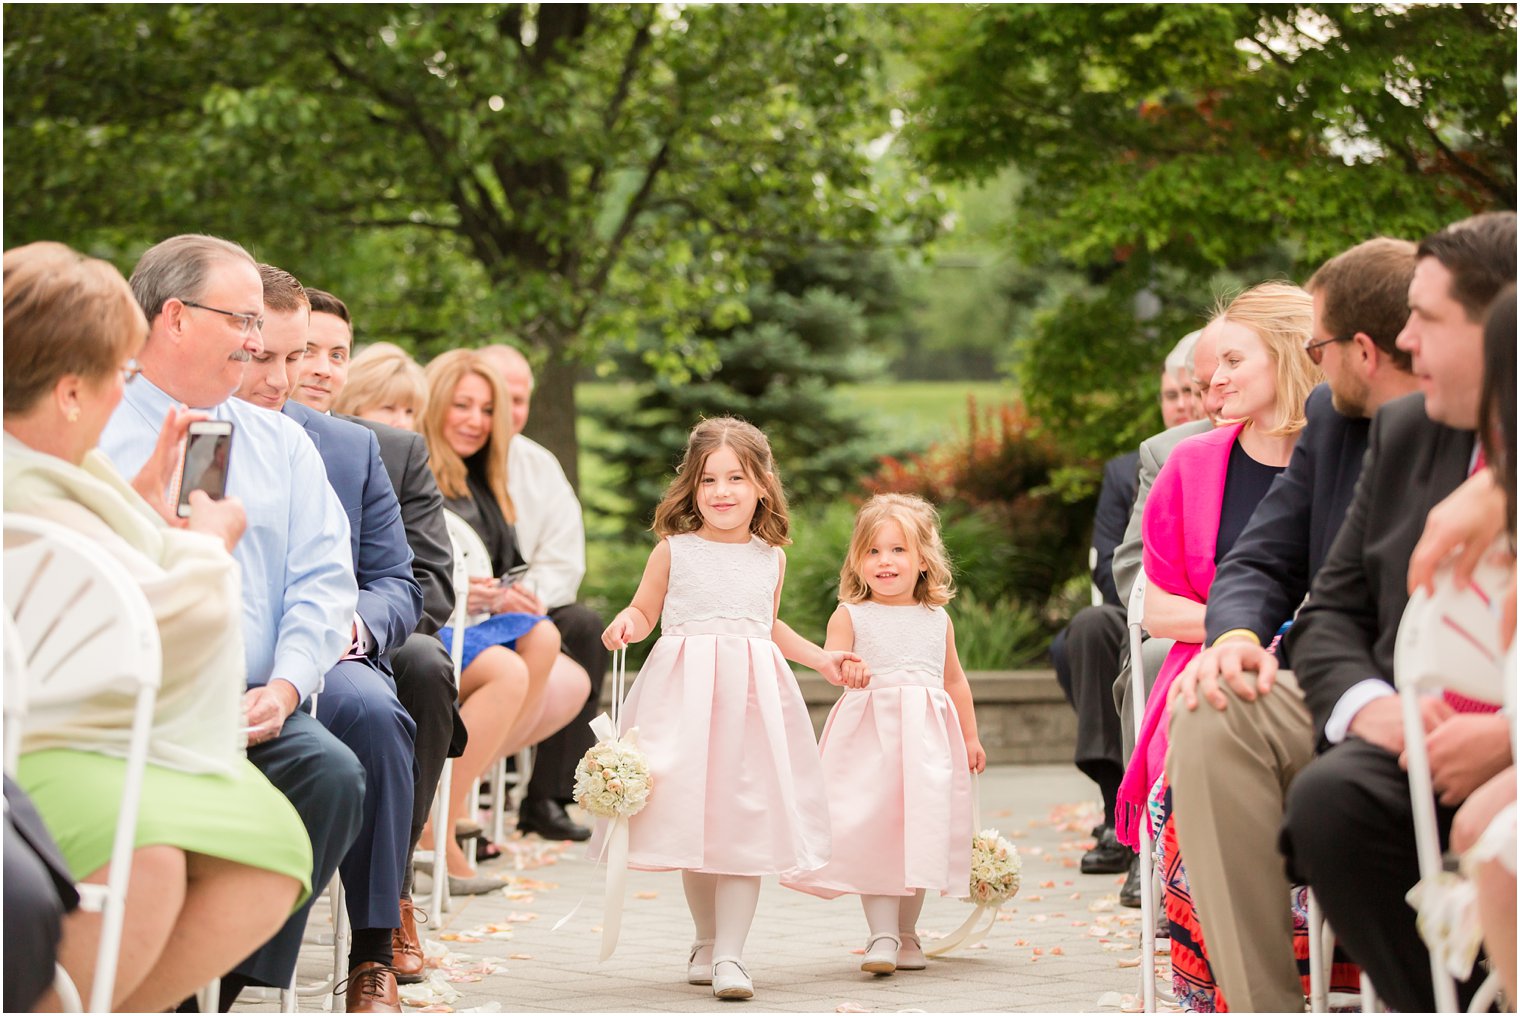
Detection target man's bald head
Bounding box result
[478,344,534,436]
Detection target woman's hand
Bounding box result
[965,737,987,774]
[185,490,246,553]
[466,576,500,614]
[1408,468,1510,596]
[131,405,208,525]
[493,583,545,615]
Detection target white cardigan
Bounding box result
[4,435,245,776]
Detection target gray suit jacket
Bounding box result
[1112,419,1214,607]
[342,416,456,637]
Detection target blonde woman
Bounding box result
[418,350,589,887]
[1116,281,1321,1010]
[332,345,428,432]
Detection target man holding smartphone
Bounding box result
[101,235,372,1010]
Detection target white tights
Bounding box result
[860,888,926,940]
[682,871,761,962]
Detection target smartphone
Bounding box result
[176,420,235,518]
[502,562,531,587]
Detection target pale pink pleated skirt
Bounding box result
[783,678,972,899]
[589,624,831,876]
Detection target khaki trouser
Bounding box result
[1167,669,1315,1013]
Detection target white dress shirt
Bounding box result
[506,435,586,611]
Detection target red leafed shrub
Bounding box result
[862,397,1096,606]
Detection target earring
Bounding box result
[66,407,81,423]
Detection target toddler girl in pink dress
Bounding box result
[597,417,858,1001]
[784,493,986,974]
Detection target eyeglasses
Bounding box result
[1303,334,1352,366]
[180,299,264,338]
[120,358,142,385]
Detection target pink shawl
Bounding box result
[1115,422,1244,849]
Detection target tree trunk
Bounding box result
[523,353,582,493]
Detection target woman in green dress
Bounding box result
[2,241,312,1012]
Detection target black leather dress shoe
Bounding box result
[1119,855,1142,908]
[1081,825,1136,874]
[518,797,591,841]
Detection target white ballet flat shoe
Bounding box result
[712,957,754,1000]
[687,939,714,985]
[896,932,927,970]
[861,933,900,974]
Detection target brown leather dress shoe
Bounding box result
[344,961,400,1013]
[391,898,426,984]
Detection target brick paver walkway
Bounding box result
[238,765,1167,1013]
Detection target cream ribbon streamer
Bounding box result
[926,771,1006,957]
[590,647,637,961]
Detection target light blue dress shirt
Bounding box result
[101,376,357,702]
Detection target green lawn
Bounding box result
[575,379,1017,466]
[574,379,1019,537]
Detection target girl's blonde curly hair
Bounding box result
[839,493,954,607]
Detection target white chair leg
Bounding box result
[1468,971,1502,1012]
[1361,971,1380,1013]
[490,755,510,844]
[53,963,82,1012]
[431,759,452,922]
[513,748,533,810]
[1308,890,1329,1013]
[279,972,298,1014]
[1401,686,1462,1013]
[195,977,220,1014]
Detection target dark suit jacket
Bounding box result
[342,415,455,637]
[1205,385,1370,648]
[1093,451,1140,606]
[283,401,423,663]
[1284,393,1474,743]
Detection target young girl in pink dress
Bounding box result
[784,493,987,974]
[598,416,857,1001]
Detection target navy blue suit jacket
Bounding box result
[283,400,423,665]
[1093,451,1140,606]
[1204,384,1370,648]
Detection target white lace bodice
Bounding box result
[660,533,780,636]
[844,601,948,687]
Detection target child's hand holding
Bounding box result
[839,658,870,689]
[817,650,867,688]
[965,737,987,774]
[602,609,643,650]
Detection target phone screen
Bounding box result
[177,428,233,516]
[503,563,531,587]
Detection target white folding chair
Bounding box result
[438,511,533,877]
[1126,573,1161,1013]
[4,514,162,1014]
[1394,547,1510,1013]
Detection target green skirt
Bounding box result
[17,748,312,908]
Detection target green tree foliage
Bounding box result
[4,3,939,481]
[906,3,1517,460]
[591,247,896,533]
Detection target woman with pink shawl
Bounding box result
[1116,282,1320,1011]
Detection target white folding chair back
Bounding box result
[4,611,29,776]
[4,513,162,1014]
[1126,573,1159,1013]
[443,510,493,629]
[1394,550,1509,1014]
